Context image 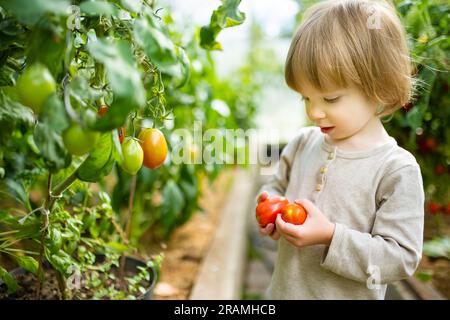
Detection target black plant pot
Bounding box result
[0,254,157,300]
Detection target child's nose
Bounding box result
[307,104,326,120]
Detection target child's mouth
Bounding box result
[320,126,335,134]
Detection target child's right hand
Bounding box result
[257,191,280,240]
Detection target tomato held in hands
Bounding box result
[255,195,289,227]
[120,138,143,175]
[16,63,56,114]
[62,124,100,156]
[138,128,168,169]
[281,203,307,225]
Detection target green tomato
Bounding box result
[121,138,143,175]
[16,63,56,114]
[62,123,100,156]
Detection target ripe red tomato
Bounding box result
[427,202,441,215]
[435,164,446,175]
[255,195,289,227]
[138,128,168,169]
[281,203,307,225]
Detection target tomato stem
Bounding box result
[119,175,137,283]
[36,172,53,299]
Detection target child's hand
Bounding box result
[259,223,280,240]
[275,199,335,248]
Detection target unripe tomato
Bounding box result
[281,203,307,225]
[16,63,56,114]
[255,195,289,227]
[62,123,100,156]
[138,128,168,169]
[120,138,144,175]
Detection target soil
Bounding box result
[415,213,450,299]
[0,268,62,300]
[144,168,236,300]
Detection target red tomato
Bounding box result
[281,203,307,225]
[427,202,441,215]
[255,195,289,227]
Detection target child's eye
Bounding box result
[324,96,340,103]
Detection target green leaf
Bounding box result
[87,38,145,114]
[0,66,15,86]
[14,256,39,275]
[0,90,34,146]
[0,90,35,124]
[200,0,245,51]
[106,241,128,253]
[0,266,18,294]
[133,16,178,70]
[423,237,450,260]
[33,94,71,172]
[80,1,119,16]
[0,0,70,25]
[3,179,29,207]
[68,76,102,106]
[161,180,185,230]
[416,271,433,282]
[46,250,75,277]
[76,132,116,182]
[121,0,142,12]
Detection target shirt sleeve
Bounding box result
[254,132,304,204]
[320,164,425,284]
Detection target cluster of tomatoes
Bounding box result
[15,63,168,175]
[255,193,307,227]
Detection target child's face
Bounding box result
[298,81,379,142]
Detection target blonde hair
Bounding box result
[285,0,415,116]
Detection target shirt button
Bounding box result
[320,166,328,174]
[328,152,334,160]
[316,184,322,191]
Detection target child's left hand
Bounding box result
[275,199,335,248]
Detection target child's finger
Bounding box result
[276,214,303,237]
[270,229,280,240]
[259,223,274,236]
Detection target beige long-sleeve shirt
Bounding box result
[260,126,425,300]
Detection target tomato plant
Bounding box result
[0,0,254,299]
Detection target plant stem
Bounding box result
[47,170,78,210]
[36,173,53,299]
[119,175,137,282]
[56,271,68,300]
